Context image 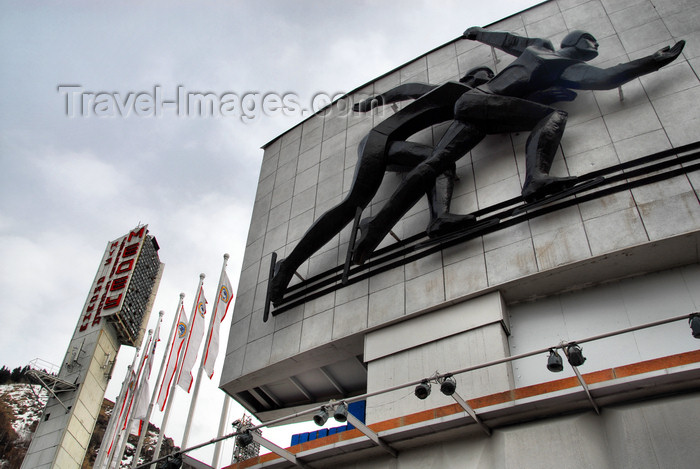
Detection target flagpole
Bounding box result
[95,361,134,469]
[97,336,144,469]
[182,255,229,449]
[152,274,205,467]
[112,329,153,469]
[212,395,231,468]
[131,302,179,467]
[128,310,164,468]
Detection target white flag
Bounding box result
[129,380,149,435]
[130,325,158,435]
[203,271,233,379]
[156,304,188,411]
[177,286,207,392]
[107,369,136,456]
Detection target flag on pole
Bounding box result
[177,285,207,392]
[156,304,188,411]
[107,368,137,455]
[203,270,233,379]
[130,324,159,435]
[130,380,149,436]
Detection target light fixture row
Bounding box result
[310,316,700,422]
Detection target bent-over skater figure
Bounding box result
[268,67,496,305]
[351,27,685,265]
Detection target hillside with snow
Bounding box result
[0,383,178,468]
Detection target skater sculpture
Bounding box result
[268,66,495,306]
[269,26,685,306]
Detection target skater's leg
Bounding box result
[387,142,475,237]
[270,131,387,304]
[455,92,575,201]
[353,121,484,264]
[521,109,576,200]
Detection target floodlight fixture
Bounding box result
[565,343,586,367]
[157,453,182,469]
[547,349,564,372]
[333,403,348,423]
[313,407,329,426]
[236,431,254,448]
[439,374,457,396]
[690,314,700,339]
[414,380,431,399]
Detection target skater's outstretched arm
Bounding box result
[559,41,685,90]
[463,26,554,56]
[525,87,578,105]
[353,83,437,112]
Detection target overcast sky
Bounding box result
[0,0,541,465]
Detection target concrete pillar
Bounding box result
[364,292,513,423]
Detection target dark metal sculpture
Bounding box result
[270,27,685,305]
[269,68,494,305]
[351,28,685,265]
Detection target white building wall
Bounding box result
[508,264,700,388]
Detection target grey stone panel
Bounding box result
[258,148,279,183]
[368,283,405,327]
[300,308,334,350]
[608,1,660,33]
[562,0,616,39]
[523,0,562,25]
[242,334,273,375]
[652,85,700,147]
[374,71,401,95]
[525,12,568,40]
[405,268,445,315]
[400,57,427,83]
[231,285,255,322]
[296,144,321,174]
[600,0,647,15]
[270,321,302,362]
[274,303,304,331]
[226,314,251,358]
[618,19,673,54]
[444,252,488,301]
[332,296,368,340]
[427,58,460,85]
[584,205,649,255]
[323,106,349,141]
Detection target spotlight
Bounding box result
[439,375,457,396]
[690,314,700,339]
[236,431,253,448]
[566,343,586,367]
[313,407,329,426]
[333,403,348,423]
[414,380,431,399]
[157,453,182,469]
[547,349,564,372]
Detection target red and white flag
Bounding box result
[177,286,207,392]
[107,369,137,456]
[130,323,159,435]
[129,380,149,436]
[156,304,188,411]
[203,271,233,379]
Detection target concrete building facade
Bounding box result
[220,0,700,467]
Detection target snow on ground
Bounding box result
[0,384,48,440]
